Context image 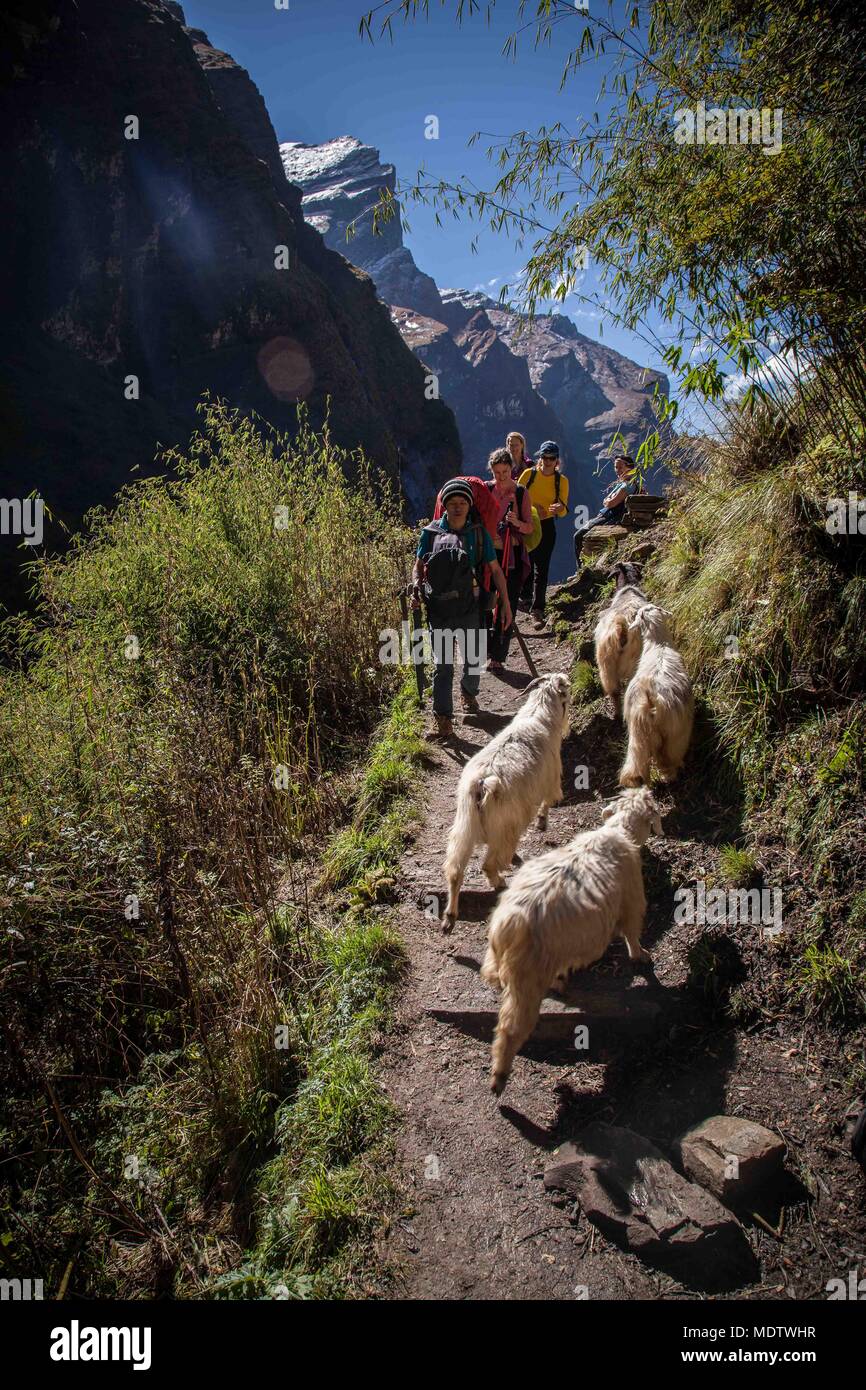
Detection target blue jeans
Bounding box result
[431,625,485,715]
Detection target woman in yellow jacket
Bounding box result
[518,440,569,625]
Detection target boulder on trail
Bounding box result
[674,1115,786,1206]
[544,1122,757,1291]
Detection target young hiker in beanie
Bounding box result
[484,447,533,669]
[412,478,512,739]
[518,440,569,626]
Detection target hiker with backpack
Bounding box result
[573,454,642,570]
[484,447,535,670]
[517,440,569,626]
[412,478,513,740]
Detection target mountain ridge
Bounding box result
[280,134,671,511]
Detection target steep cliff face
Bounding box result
[280,137,445,320]
[453,293,671,490]
[281,136,670,524]
[0,0,460,600]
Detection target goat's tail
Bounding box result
[444,774,498,878]
[475,773,502,816]
[480,938,501,990]
[482,911,536,996]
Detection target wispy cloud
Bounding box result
[724,346,804,399]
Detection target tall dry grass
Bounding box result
[0,400,414,1294]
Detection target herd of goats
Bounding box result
[440,561,696,1095]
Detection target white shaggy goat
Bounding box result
[442,672,570,933]
[619,603,694,787]
[481,787,663,1095]
[593,562,647,717]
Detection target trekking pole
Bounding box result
[511,621,539,680]
[396,546,426,707]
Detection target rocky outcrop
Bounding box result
[280,137,570,482]
[391,306,562,471]
[447,291,671,496]
[181,19,288,192]
[675,1116,787,1207]
[0,0,460,603]
[280,137,444,320]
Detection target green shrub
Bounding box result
[718,845,758,887]
[0,401,415,1297]
[570,659,599,704]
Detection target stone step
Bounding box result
[428,995,664,1039]
[428,990,664,1047]
[544,1123,758,1291]
[417,886,499,921]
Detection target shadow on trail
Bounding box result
[484,666,532,691]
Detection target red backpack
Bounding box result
[432,476,499,542]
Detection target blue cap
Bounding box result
[538,440,560,458]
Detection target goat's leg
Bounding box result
[620,903,652,966]
[480,839,514,884]
[618,732,650,787]
[443,837,475,932]
[490,981,546,1095]
[658,720,691,782]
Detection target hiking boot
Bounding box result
[460,690,480,714]
[427,714,453,740]
[531,609,547,628]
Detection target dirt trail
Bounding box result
[378,585,865,1301]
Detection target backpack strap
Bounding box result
[471,522,494,591]
[471,522,484,570]
[554,471,560,505]
[511,485,528,551]
[526,467,538,491]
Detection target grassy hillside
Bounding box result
[0,401,425,1297]
[557,382,866,1041]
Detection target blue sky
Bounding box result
[182,0,676,386]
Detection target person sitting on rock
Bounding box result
[573,454,643,570]
[412,479,512,740]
